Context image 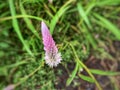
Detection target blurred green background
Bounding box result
[0,0,120,90]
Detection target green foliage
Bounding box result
[66,63,79,86]
[90,69,120,76]
[78,74,95,83]
[0,0,120,90]
[8,0,33,56]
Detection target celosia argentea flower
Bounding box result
[41,21,62,67]
[4,84,15,90]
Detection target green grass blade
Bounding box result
[66,63,79,86]
[8,0,33,56]
[69,43,102,90]
[0,2,7,9]
[15,59,44,88]
[0,61,28,76]
[78,74,95,83]
[50,0,74,34]
[0,61,29,69]
[85,2,95,15]
[96,0,120,6]
[93,13,120,40]
[81,24,97,49]
[19,1,40,39]
[90,69,120,76]
[0,15,42,22]
[77,3,91,28]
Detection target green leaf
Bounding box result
[66,63,78,86]
[8,0,33,56]
[93,13,120,40]
[90,69,120,76]
[19,2,40,39]
[81,24,97,49]
[77,3,91,28]
[50,0,74,34]
[78,74,95,83]
[96,0,120,6]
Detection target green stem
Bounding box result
[14,60,44,88]
[69,43,102,90]
[0,15,43,22]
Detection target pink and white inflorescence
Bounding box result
[41,21,62,67]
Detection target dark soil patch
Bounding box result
[54,41,120,90]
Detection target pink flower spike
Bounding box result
[41,21,62,67]
[4,84,15,90]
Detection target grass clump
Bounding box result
[0,0,120,90]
